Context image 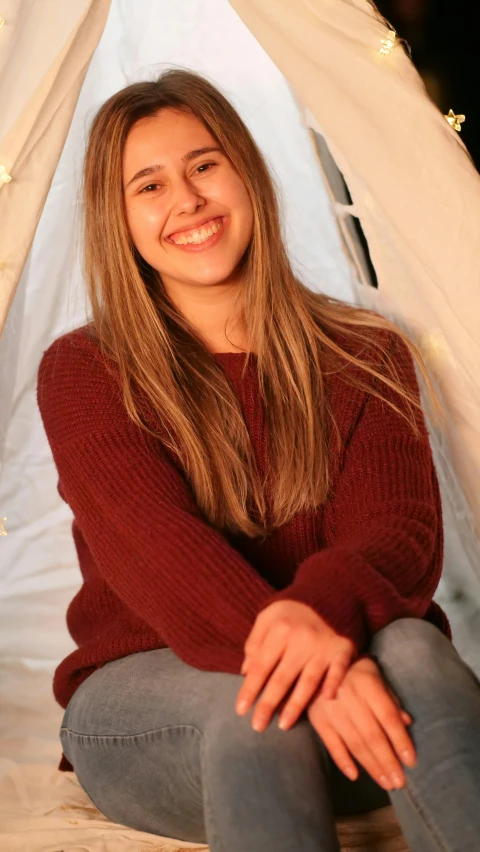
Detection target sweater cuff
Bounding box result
[257,547,368,656]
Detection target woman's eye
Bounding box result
[195,162,216,174]
[139,163,216,193]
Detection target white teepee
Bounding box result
[0,2,479,849]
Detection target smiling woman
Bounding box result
[36,67,480,852]
[116,84,267,358]
[122,108,253,339]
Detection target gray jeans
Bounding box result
[60,617,480,851]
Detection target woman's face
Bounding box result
[122,108,254,293]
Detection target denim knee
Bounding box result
[368,617,453,692]
[204,696,330,778]
[366,616,480,722]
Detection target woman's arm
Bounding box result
[256,332,445,654]
[37,332,277,675]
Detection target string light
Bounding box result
[379,29,397,56]
[0,165,12,184]
[444,109,466,132]
[0,518,7,537]
[370,5,467,135]
[0,18,4,28]
[368,3,467,131]
[366,1,412,59]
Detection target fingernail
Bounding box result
[391,772,404,788]
[345,765,358,781]
[402,750,416,767]
[278,715,291,730]
[379,775,391,789]
[237,700,248,714]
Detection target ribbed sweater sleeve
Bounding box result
[37,333,277,675]
[259,332,444,654]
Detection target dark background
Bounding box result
[376,0,479,170]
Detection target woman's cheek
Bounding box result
[129,205,164,250]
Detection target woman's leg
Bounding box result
[369,616,480,852]
[60,646,387,851]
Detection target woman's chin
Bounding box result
[180,265,243,288]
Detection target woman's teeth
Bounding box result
[171,219,223,245]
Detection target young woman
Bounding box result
[37,69,480,851]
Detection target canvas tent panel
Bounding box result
[229,0,480,550]
[0,0,479,849]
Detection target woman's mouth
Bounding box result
[167,216,226,252]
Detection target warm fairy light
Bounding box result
[0,517,7,536]
[368,2,412,59]
[379,29,397,56]
[0,165,12,184]
[0,164,12,183]
[0,18,4,28]
[444,109,466,133]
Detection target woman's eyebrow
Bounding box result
[125,147,223,189]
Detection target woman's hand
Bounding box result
[305,656,417,791]
[235,600,355,732]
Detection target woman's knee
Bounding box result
[367,617,475,704]
[204,684,329,778]
[370,616,448,662]
[369,617,451,678]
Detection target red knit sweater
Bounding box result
[37,325,451,773]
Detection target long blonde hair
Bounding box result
[82,68,444,540]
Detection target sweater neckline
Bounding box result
[212,351,256,376]
[213,351,249,357]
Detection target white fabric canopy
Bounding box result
[0,1,479,848]
[0,0,112,474]
[229,0,480,581]
[0,0,111,332]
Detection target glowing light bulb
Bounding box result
[0,165,12,184]
[379,30,397,56]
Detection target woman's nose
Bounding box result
[171,176,204,214]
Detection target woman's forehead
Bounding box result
[123,110,216,173]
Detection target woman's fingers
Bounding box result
[236,646,284,718]
[275,648,353,731]
[309,701,394,789]
[312,721,360,782]
[367,685,417,769]
[385,685,414,726]
[328,703,405,790]
[275,656,327,730]
[319,647,353,700]
[236,625,301,722]
[305,659,417,790]
[240,652,326,732]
